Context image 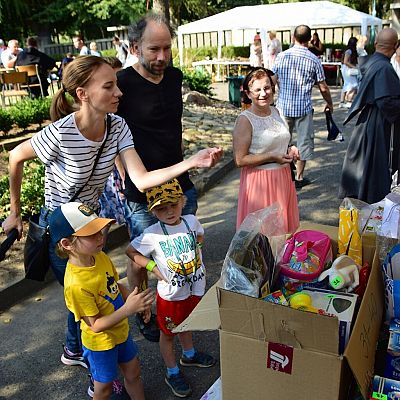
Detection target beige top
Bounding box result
[240,107,290,170]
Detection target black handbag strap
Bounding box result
[71,114,111,202]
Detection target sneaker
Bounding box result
[87,375,129,399]
[165,372,192,398]
[87,375,94,398]
[136,312,160,343]
[180,351,216,368]
[61,345,88,368]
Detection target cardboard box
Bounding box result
[175,223,383,400]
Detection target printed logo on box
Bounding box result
[267,342,293,374]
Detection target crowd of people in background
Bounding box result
[0,34,134,99]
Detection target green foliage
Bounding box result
[0,97,51,134]
[20,161,45,217]
[101,49,117,57]
[0,160,45,220]
[0,109,14,134]
[181,68,213,95]
[173,46,250,66]
[222,46,250,59]
[9,100,37,129]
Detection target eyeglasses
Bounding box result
[249,86,272,96]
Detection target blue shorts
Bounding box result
[124,186,198,240]
[82,334,138,383]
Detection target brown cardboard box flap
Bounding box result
[172,281,222,333]
[344,250,383,399]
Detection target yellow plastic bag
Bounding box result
[338,207,362,265]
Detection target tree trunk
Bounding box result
[152,0,170,22]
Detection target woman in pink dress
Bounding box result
[233,67,299,232]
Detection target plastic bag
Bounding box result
[338,198,373,265]
[220,204,287,298]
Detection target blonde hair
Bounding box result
[50,55,109,122]
[55,236,78,259]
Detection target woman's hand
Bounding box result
[288,145,299,161]
[190,147,223,169]
[2,212,23,240]
[269,152,293,165]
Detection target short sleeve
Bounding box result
[65,285,100,322]
[30,123,61,165]
[131,231,155,258]
[112,115,135,154]
[315,60,325,83]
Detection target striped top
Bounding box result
[272,45,325,117]
[30,113,134,210]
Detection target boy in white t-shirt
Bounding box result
[126,179,216,398]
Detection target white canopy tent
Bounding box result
[177,1,382,66]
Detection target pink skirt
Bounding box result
[236,164,299,233]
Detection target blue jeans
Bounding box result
[124,186,198,240]
[40,207,82,354]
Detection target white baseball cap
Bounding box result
[49,202,114,243]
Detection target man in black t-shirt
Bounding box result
[116,14,198,336]
[15,37,56,97]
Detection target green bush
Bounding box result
[181,68,213,96]
[173,46,251,66]
[2,97,51,131]
[101,49,117,57]
[9,104,34,129]
[0,159,45,221]
[0,109,14,134]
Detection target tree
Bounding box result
[0,0,146,44]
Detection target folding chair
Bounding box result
[16,64,44,97]
[0,71,30,106]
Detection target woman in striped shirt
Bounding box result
[1,55,222,379]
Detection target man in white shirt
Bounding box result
[72,35,90,56]
[1,39,22,68]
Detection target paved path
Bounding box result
[0,85,356,399]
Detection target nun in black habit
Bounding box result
[339,28,400,204]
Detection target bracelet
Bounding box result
[197,242,203,249]
[145,260,156,272]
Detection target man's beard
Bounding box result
[139,55,168,76]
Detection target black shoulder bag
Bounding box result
[24,115,111,281]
